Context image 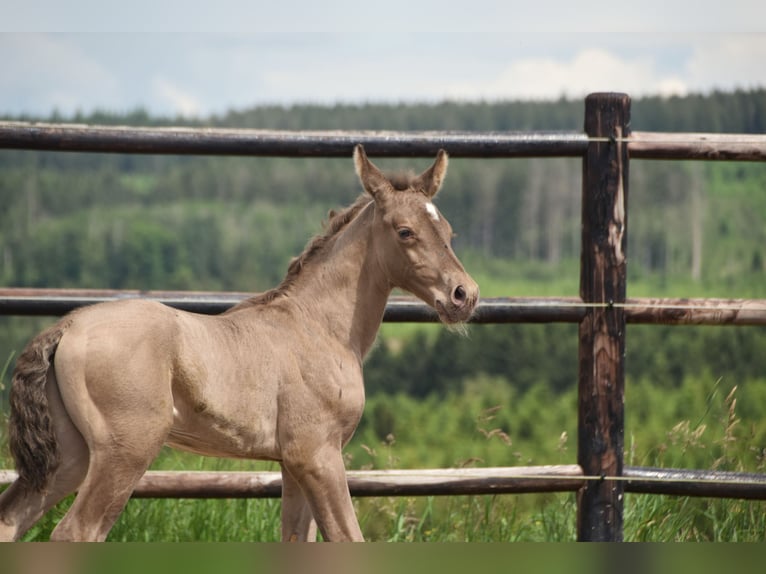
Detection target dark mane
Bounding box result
[224,194,373,313]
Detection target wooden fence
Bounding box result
[2,92,766,541]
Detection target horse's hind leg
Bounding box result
[49,448,157,541]
[280,466,318,542]
[0,373,89,541]
[49,410,172,541]
[46,332,175,542]
[0,470,84,542]
[49,404,172,541]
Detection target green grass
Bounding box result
[2,254,765,542]
[2,374,764,542]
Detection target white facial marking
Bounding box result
[425,202,440,222]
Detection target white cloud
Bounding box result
[0,34,121,114]
[685,35,766,92]
[443,48,690,101]
[1,31,764,118]
[152,77,204,117]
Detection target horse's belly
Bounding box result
[166,408,280,461]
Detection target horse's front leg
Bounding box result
[282,444,363,542]
[280,466,318,542]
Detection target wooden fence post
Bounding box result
[577,92,631,541]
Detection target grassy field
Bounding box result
[1,257,765,542]
[1,371,764,542]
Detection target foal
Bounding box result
[0,145,479,541]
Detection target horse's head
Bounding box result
[354,145,479,325]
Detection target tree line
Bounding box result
[1,89,765,399]
[363,322,766,400]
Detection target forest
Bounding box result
[1,90,766,541]
[1,89,766,401]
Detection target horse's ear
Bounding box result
[413,149,449,198]
[354,144,392,200]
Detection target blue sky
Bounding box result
[2,1,765,118]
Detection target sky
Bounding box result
[2,1,765,118]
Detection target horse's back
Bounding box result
[56,299,181,371]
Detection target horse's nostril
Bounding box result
[453,285,467,305]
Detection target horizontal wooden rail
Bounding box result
[1,122,765,161]
[629,131,766,162]
[2,111,765,541]
[0,290,584,323]
[2,465,764,499]
[0,466,584,498]
[0,122,587,158]
[3,289,766,326]
[625,467,766,500]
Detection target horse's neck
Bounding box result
[287,204,390,358]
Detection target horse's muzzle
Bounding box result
[436,281,479,324]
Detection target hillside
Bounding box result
[1,90,766,399]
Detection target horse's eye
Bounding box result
[397,228,414,240]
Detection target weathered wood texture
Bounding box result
[0,467,585,498]
[3,100,766,541]
[4,289,766,326]
[577,93,630,542]
[4,465,765,500]
[0,122,587,158]
[624,467,766,500]
[629,131,766,162]
[2,122,764,161]
[620,298,766,325]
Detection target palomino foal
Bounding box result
[0,146,479,541]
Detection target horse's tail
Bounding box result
[8,322,68,492]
